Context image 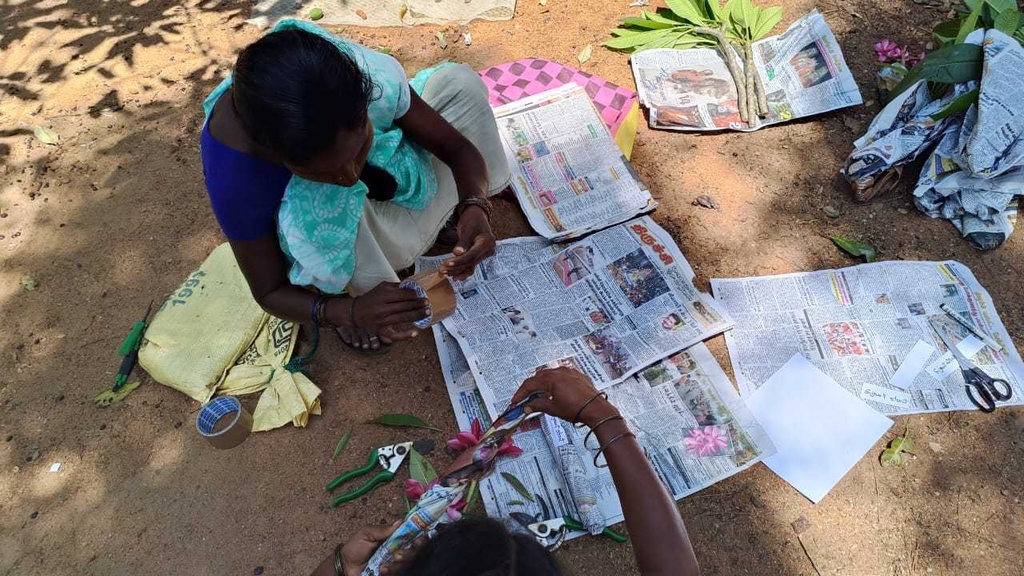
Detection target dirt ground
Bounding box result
[2,0,1023,574]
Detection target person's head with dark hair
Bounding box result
[232,29,375,186]
[399,518,562,576]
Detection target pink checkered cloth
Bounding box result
[478,58,638,136]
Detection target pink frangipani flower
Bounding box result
[874,39,902,63]
[683,426,730,457]
[446,418,523,459]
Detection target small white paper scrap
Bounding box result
[861,383,913,409]
[956,335,985,359]
[745,354,893,504]
[49,462,61,473]
[889,340,936,390]
[926,351,958,380]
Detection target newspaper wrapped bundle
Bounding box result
[844,29,1024,249]
[361,391,543,575]
[540,415,605,534]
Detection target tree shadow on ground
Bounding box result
[2,0,1023,575]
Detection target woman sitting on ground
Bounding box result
[201,20,510,352]
[313,367,701,576]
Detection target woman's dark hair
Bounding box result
[399,517,562,576]
[232,29,374,166]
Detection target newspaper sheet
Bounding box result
[430,324,772,541]
[421,216,733,420]
[493,84,656,241]
[630,10,862,132]
[710,260,1024,415]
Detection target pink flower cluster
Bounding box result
[874,39,925,67]
[683,425,730,457]
[402,419,524,522]
[446,418,523,459]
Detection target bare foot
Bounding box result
[334,324,385,351]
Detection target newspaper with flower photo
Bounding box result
[428,323,773,542]
[711,260,1024,415]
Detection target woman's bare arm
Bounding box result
[229,236,427,340]
[396,91,495,281]
[510,368,700,576]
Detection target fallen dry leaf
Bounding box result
[33,126,59,146]
[577,43,593,65]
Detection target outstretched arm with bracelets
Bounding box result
[511,367,701,576]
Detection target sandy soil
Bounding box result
[2,0,1023,574]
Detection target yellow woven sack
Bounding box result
[139,243,321,431]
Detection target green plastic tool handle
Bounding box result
[326,448,380,491]
[564,516,627,543]
[118,321,148,356]
[330,470,395,507]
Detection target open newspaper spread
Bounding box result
[420,216,733,420]
[493,84,656,240]
[430,323,773,541]
[711,261,1024,415]
[630,10,862,132]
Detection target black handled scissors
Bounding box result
[932,321,1013,413]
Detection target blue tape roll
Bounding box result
[196,396,242,436]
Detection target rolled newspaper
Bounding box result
[540,414,605,534]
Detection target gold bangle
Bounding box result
[583,415,625,450]
[593,431,635,469]
[572,391,608,427]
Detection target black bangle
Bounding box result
[593,431,635,469]
[333,544,345,576]
[311,294,329,326]
[317,297,330,327]
[572,391,608,427]
[583,415,624,450]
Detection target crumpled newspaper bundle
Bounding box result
[842,29,1024,250]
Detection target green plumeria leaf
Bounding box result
[368,413,441,431]
[994,9,1021,35]
[500,472,535,502]
[331,429,352,459]
[931,88,979,121]
[622,16,675,29]
[831,236,878,263]
[665,0,708,25]
[409,446,438,485]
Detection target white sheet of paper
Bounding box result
[746,354,893,504]
[926,351,958,380]
[889,340,936,389]
[861,383,913,409]
[956,335,986,359]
